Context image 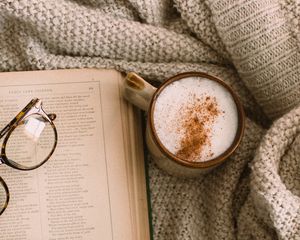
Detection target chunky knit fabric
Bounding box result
[0,0,300,239]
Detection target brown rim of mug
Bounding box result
[149,72,245,169]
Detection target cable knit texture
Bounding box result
[0,0,300,239]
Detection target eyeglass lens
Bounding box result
[5,113,56,169]
[0,178,8,215]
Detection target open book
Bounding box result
[0,69,151,240]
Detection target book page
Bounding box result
[0,69,149,240]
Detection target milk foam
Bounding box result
[153,76,239,162]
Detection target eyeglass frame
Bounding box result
[0,98,57,170]
[0,98,58,215]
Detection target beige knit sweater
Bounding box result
[0,0,300,239]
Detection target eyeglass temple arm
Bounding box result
[0,113,56,140]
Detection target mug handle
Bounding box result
[123,72,157,111]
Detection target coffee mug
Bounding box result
[123,72,245,177]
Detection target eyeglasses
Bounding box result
[0,98,58,215]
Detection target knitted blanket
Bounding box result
[1,0,300,239]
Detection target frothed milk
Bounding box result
[153,76,239,162]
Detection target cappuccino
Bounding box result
[153,76,239,162]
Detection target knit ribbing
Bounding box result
[207,0,300,119]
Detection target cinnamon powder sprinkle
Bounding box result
[175,95,221,161]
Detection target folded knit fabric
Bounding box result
[250,105,300,239]
[0,0,299,239]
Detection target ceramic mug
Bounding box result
[123,72,245,177]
